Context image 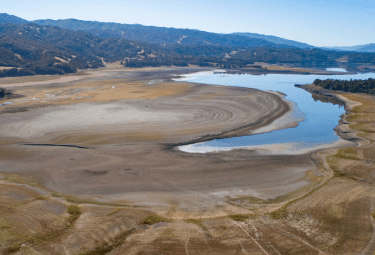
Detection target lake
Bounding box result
[178,71,375,155]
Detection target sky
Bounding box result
[2,0,375,47]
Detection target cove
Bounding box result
[178,71,375,155]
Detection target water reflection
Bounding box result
[178,72,375,154]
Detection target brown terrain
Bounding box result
[0,63,374,255]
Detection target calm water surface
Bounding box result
[179,72,375,154]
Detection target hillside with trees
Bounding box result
[0,14,375,77]
[33,18,288,48]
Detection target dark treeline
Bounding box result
[313,78,375,94]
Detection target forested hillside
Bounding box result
[34,18,287,48]
[0,14,375,77]
[0,23,181,77]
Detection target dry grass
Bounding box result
[287,178,375,254]
[334,147,360,160]
[0,78,191,115]
[326,93,375,182]
[0,74,61,85]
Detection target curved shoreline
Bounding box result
[175,76,356,156]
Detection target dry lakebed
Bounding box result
[0,64,375,255]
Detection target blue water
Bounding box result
[180,72,375,154]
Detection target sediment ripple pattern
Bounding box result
[0,84,287,144]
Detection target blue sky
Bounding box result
[2,0,375,47]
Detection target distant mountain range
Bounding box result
[1,13,314,50]
[325,44,375,53]
[231,32,314,49]
[33,18,294,49]
[0,13,374,77]
[1,13,373,53]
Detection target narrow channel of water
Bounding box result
[178,72,375,155]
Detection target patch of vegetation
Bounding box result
[186,218,206,230]
[269,206,288,220]
[372,211,375,220]
[67,205,81,226]
[335,147,359,160]
[313,78,375,95]
[228,214,256,222]
[35,196,48,200]
[140,214,171,225]
[78,229,134,255]
[51,192,62,197]
[0,225,12,230]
